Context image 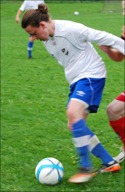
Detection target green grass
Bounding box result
[1,1,124,192]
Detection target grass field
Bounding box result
[1,1,124,192]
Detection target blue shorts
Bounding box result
[67,78,106,113]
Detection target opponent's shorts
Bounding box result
[116,91,125,102]
[67,78,106,113]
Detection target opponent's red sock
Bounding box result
[109,116,125,149]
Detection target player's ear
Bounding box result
[39,21,46,28]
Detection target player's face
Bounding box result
[25,23,49,41]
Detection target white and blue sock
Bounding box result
[89,135,114,165]
[27,41,34,58]
[72,119,93,168]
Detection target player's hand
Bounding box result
[16,17,20,23]
[29,36,37,41]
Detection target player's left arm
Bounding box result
[99,46,125,62]
[87,27,125,55]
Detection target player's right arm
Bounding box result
[15,1,26,23]
[15,9,23,23]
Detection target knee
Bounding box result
[67,108,82,127]
[107,105,112,116]
[107,104,116,116]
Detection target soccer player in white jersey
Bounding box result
[21,4,124,183]
[15,0,45,59]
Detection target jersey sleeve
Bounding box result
[86,27,125,55]
[19,1,27,11]
[69,23,124,55]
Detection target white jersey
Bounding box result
[19,0,44,11]
[43,20,124,85]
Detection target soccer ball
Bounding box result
[74,11,79,15]
[35,157,64,185]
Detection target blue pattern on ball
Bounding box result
[36,159,64,182]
